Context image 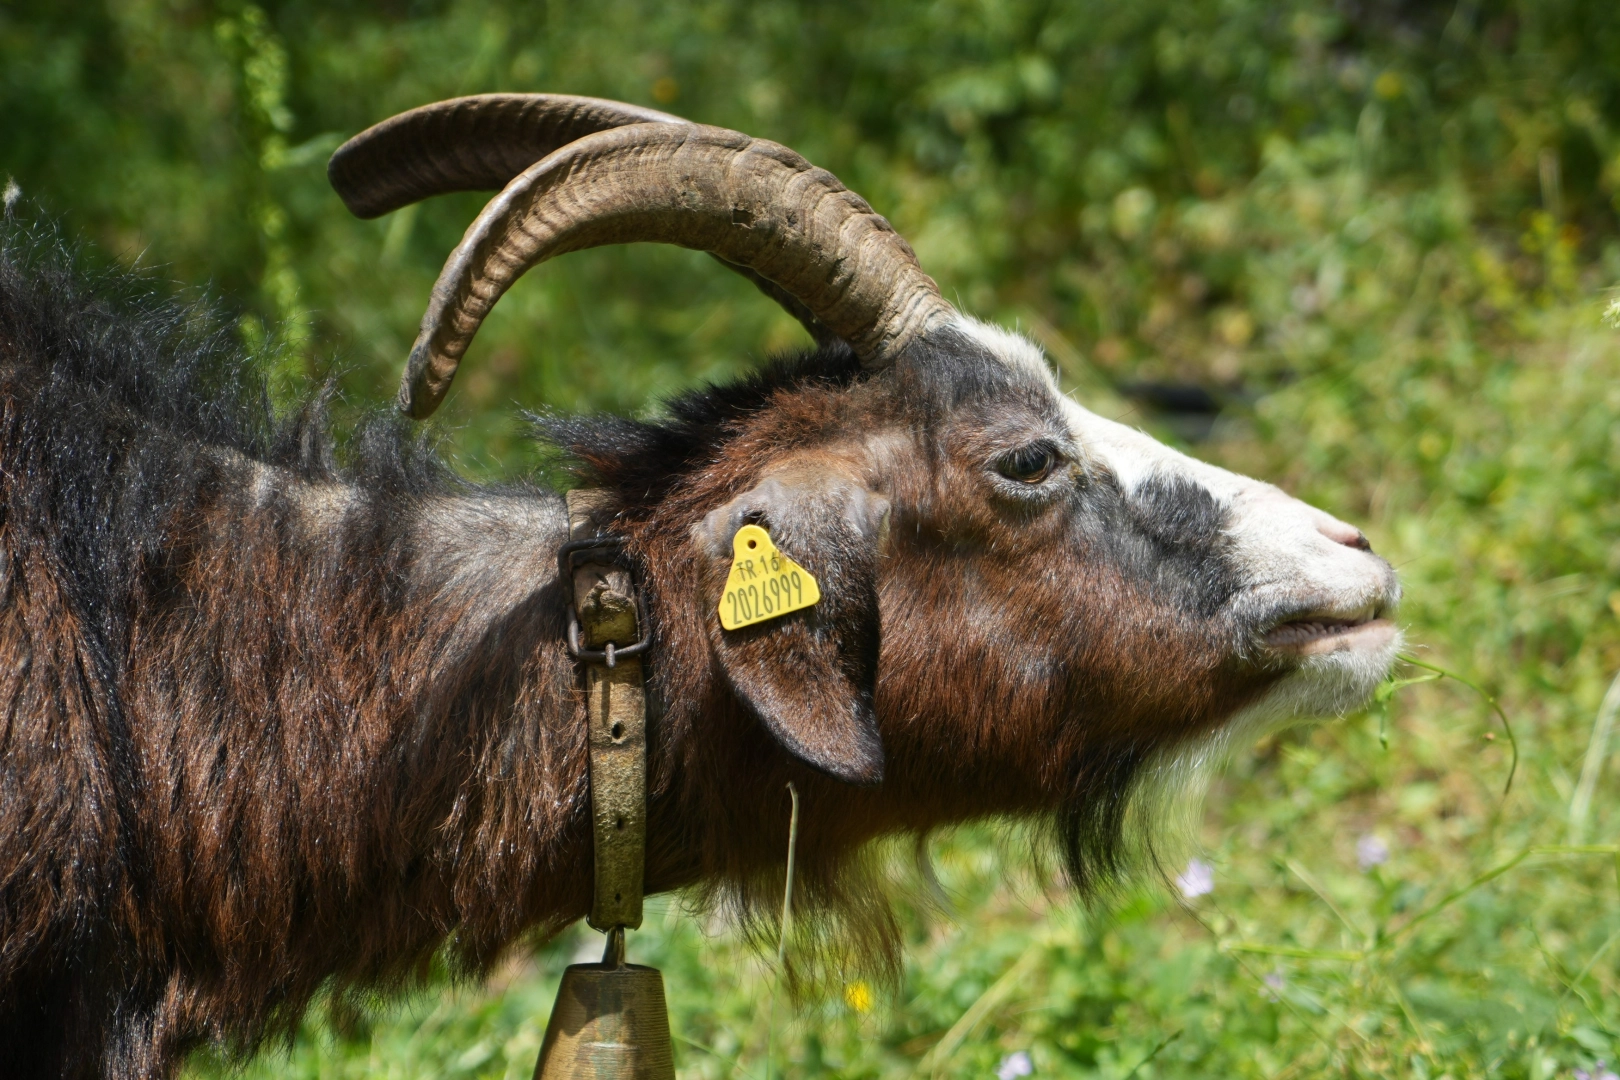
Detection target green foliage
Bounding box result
[6,1,1620,1076]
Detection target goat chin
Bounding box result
[1126,623,1405,884]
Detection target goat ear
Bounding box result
[700,475,889,786]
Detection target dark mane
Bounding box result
[0,216,470,477]
[541,341,866,506]
[0,221,272,453]
[0,214,867,528]
[0,218,461,723]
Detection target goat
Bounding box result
[0,95,1400,1077]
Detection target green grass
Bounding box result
[8,1,1620,1076]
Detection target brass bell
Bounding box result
[533,927,675,1080]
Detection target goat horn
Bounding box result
[327,94,685,220]
[349,116,953,418]
[331,97,952,415]
[331,94,842,349]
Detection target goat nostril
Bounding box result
[1336,530,1373,552]
[1317,518,1373,552]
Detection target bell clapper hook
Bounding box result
[603,925,627,968]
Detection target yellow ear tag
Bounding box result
[718,524,821,630]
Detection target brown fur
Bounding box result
[0,235,1284,1076]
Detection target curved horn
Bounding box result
[328,94,684,219]
[329,94,839,346]
[397,122,954,418]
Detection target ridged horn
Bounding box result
[330,94,842,348]
[404,123,951,418]
[332,98,956,419]
[327,94,684,219]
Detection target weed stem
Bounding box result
[765,783,800,1080]
[1398,654,1518,797]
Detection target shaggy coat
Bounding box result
[0,228,1396,1077]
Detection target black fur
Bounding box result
[0,219,465,650]
[0,220,479,1072]
[538,341,867,502]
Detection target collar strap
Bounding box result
[564,489,648,933]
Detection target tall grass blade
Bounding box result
[916,939,1047,1080]
[1121,1029,1182,1080]
[765,782,799,1080]
[1569,669,1620,841]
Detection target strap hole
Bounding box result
[611,721,624,740]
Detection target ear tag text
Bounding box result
[719,524,821,630]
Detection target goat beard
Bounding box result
[673,743,1226,1002]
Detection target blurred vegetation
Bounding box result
[6,0,1620,1076]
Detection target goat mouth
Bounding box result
[1262,612,1395,656]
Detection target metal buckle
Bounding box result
[559,535,650,668]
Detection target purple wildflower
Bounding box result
[1176,858,1215,899]
[1356,833,1390,872]
[996,1051,1034,1080]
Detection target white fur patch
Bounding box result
[237,452,565,637]
[236,455,357,530]
[413,493,567,603]
[949,315,1057,387]
[1129,621,1405,876]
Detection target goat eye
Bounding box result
[995,443,1058,484]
